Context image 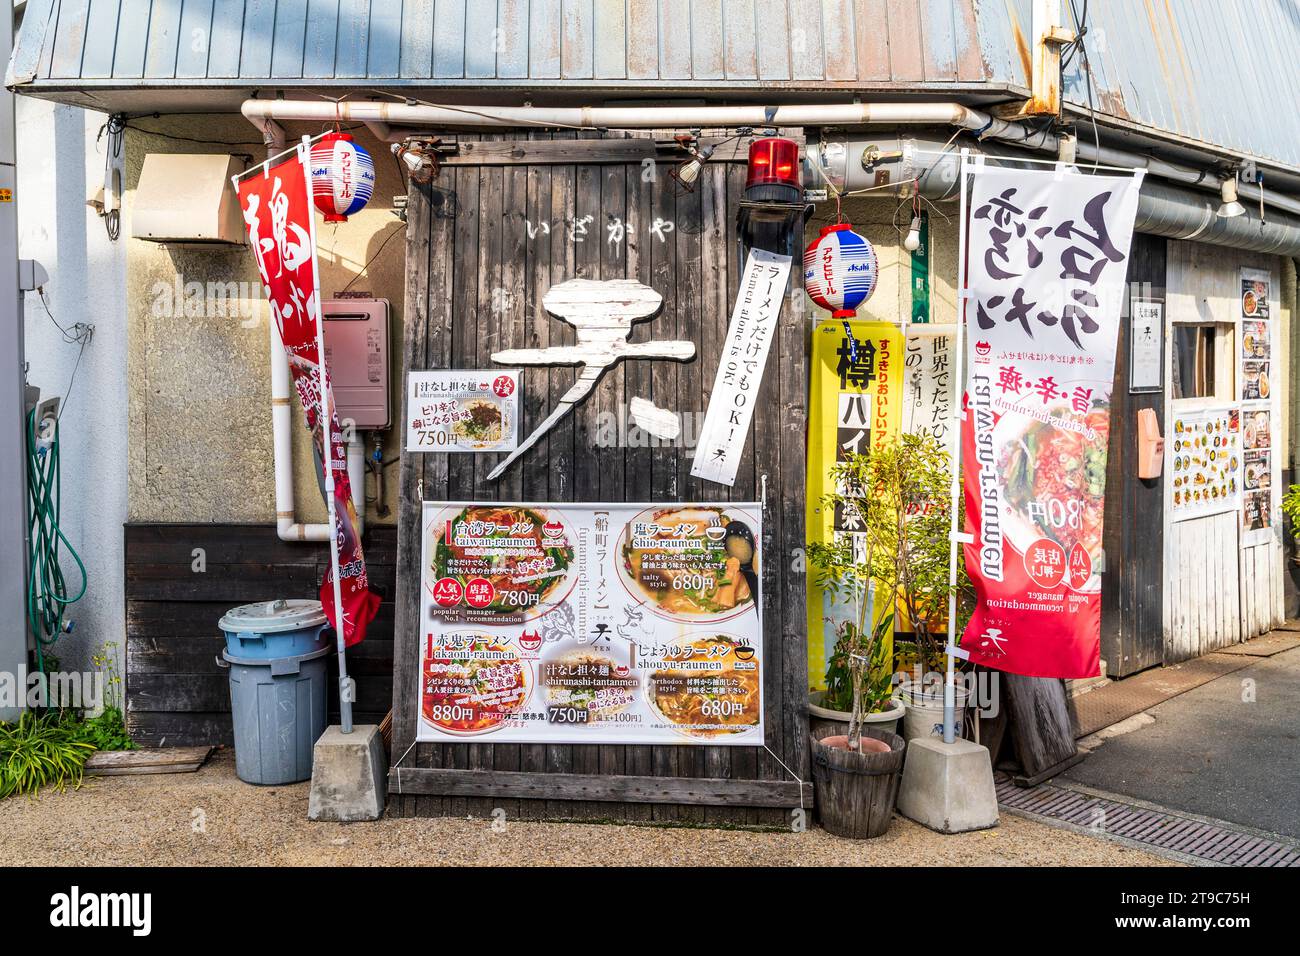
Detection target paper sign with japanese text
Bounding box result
[960,163,1143,679]
[692,249,792,486]
[405,370,520,453]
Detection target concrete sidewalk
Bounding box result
[1063,646,1300,842]
[0,749,1170,867]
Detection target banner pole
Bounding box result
[298,136,354,734]
[943,149,972,746]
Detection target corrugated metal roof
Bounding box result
[1053,0,1300,173]
[9,0,1023,88]
[7,0,1300,175]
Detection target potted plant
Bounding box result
[881,435,975,741]
[806,444,911,839]
[808,612,904,736]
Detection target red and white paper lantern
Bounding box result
[803,222,879,317]
[309,132,376,222]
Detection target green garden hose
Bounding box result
[26,407,87,674]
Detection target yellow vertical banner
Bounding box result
[806,319,904,690]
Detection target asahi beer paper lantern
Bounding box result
[310,132,376,222]
[803,223,879,317]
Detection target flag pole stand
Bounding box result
[896,149,999,834]
[296,136,387,821]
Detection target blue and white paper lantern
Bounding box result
[803,223,879,317]
[310,132,376,222]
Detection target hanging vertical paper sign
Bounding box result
[692,249,792,486]
[805,320,904,687]
[960,164,1144,679]
[234,147,382,646]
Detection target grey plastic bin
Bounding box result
[220,644,332,785]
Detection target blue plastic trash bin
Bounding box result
[221,644,332,785]
[218,598,332,659]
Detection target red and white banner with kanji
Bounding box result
[235,147,381,647]
[959,164,1143,678]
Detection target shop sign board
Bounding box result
[405,370,520,453]
[416,501,764,745]
[1129,299,1164,392]
[960,163,1144,679]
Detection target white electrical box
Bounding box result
[131,154,246,243]
[323,299,391,429]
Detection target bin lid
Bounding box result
[218,599,329,635]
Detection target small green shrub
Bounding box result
[0,712,96,799]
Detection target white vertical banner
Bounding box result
[960,163,1145,679]
[691,248,792,486]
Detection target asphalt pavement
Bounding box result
[1063,646,1300,840]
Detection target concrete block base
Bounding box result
[308,724,387,822]
[897,736,999,834]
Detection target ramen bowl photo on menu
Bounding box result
[618,506,760,622]
[426,504,578,622]
[644,634,761,739]
[419,632,532,736]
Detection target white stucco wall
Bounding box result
[16,99,129,678]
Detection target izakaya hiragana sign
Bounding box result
[417,502,764,745]
[235,145,381,646]
[960,164,1143,679]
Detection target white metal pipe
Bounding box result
[270,319,365,542]
[241,97,1300,217]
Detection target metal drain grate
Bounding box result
[995,774,1300,866]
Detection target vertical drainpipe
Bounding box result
[0,4,27,719]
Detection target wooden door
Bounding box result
[388,133,810,824]
[1100,234,1167,676]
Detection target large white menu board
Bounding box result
[416,501,764,746]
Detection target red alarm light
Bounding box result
[745,137,802,191]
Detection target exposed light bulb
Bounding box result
[392,142,433,181]
[1217,176,1245,219]
[675,142,715,189]
[677,158,704,186]
[903,216,923,252]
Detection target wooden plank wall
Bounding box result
[1100,234,1166,677]
[1162,241,1287,663]
[390,132,809,824]
[124,523,396,746]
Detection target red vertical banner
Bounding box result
[959,165,1143,678]
[235,148,381,646]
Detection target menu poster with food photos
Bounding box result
[1241,408,1276,542]
[1169,407,1240,521]
[405,370,520,453]
[1240,268,1272,402]
[416,502,764,745]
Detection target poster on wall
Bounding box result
[405,370,520,453]
[1129,299,1163,392]
[1170,407,1240,521]
[902,328,955,444]
[805,320,903,688]
[959,162,1144,679]
[416,501,764,745]
[1242,407,1275,541]
[1240,268,1272,401]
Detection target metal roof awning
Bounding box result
[8,0,1300,184]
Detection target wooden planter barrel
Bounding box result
[809,726,906,839]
